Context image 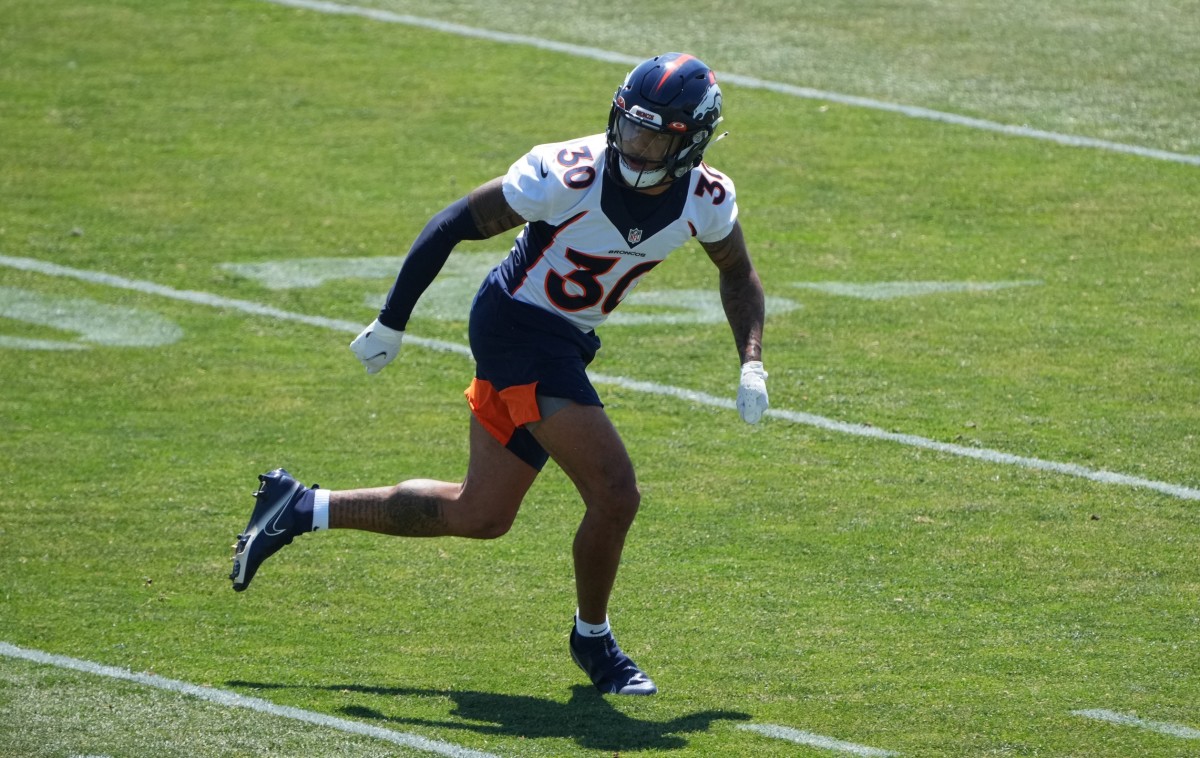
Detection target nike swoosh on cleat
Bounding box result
[262,491,295,537]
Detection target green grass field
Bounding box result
[2,0,1199,755]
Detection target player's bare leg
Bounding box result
[528,402,657,695]
[231,417,537,591]
[329,415,539,539]
[528,403,638,622]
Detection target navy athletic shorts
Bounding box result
[465,271,603,470]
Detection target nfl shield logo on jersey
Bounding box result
[627,228,643,245]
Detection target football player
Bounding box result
[231,52,768,696]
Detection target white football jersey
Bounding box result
[496,133,738,332]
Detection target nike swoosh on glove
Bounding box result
[349,318,405,374]
[737,361,769,424]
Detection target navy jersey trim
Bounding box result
[501,211,588,296]
[599,173,690,247]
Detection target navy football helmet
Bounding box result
[606,52,724,189]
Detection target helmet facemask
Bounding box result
[607,106,716,189]
[612,114,680,188]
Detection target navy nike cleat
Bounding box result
[229,468,310,592]
[569,626,658,695]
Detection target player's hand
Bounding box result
[737,361,769,424]
[349,318,405,374]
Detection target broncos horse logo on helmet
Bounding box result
[606,53,725,189]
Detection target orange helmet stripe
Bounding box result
[652,54,696,94]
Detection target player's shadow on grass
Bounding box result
[342,684,749,752]
[230,680,749,752]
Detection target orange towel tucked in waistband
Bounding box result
[465,378,542,446]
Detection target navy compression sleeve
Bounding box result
[377,196,487,330]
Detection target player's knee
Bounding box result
[469,512,517,540]
[455,498,520,540]
[590,476,641,528]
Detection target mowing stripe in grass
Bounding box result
[738,723,898,756]
[2,253,1198,502]
[257,0,1200,168]
[1072,709,1200,740]
[0,642,499,758]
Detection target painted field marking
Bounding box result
[0,285,183,350]
[739,723,898,756]
[0,642,498,758]
[3,253,1199,502]
[791,280,1042,300]
[1072,709,1200,740]
[257,0,1200,168]
[219,253,802,325]
[588,375,1200,502]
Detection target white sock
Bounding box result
[575,611,610,638]
[312,489,330,531]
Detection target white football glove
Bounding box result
[349,318,405,374]
[737,361,769,424]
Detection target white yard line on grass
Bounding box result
[1072,709,1200,740]
[739,723,899,756]
[2,640,902,757]
[258,0,1200,168]
[0,642,499,758]
[2,253,1199,502]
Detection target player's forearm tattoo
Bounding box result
[468,177,527,238]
